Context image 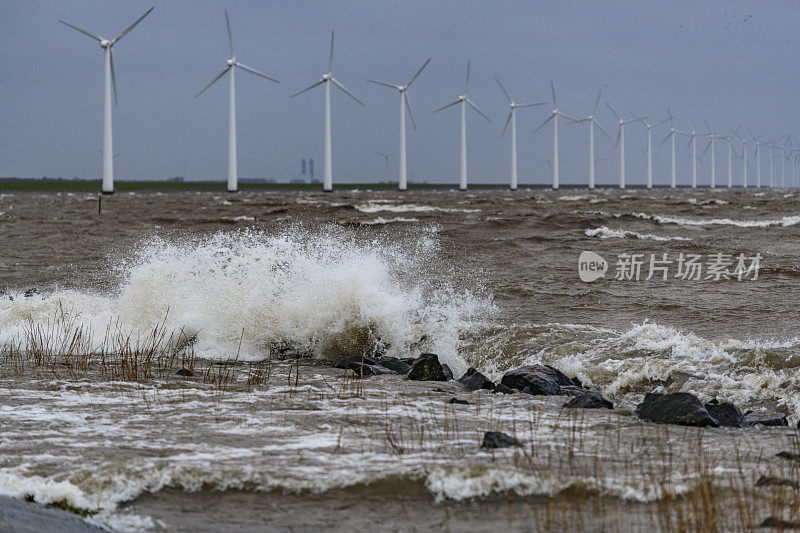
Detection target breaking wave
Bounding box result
[585,226,692,241]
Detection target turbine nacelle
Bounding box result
[100,39,110,48]
[226,59,235,67]
[322,73,331,80]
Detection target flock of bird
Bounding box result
[60,7,799,194]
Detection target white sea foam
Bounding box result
[356,217,419,225]
[585,226,691,241]
[630,212,800,227]
[354,202,479,214]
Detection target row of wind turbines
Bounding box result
[60,7,799,194]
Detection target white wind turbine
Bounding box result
[699,120,718,189]
[534,82,576,190]
[196,10,280,193]
[366,58,431,191]
[749,130,763,187]
[659,110,684,189]
[569,91,610,189]
[633,113,670,189]
[292,31,365,192]
[434,61,492,191]
[716,125,740,189]
[496,78,546,190]
[606,104,640,189]
[779,135,791,188]
[679,121,703,188]
[735,130,749,189]
[60,7,154,195]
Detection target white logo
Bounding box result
[579,251,608,282]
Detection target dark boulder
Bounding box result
[449,398,469,405]
[760,517,800,529]
[333,355,396,377]
[704,399,747,428]
[776,451,800,461]
[493,383,515,394]
[500,364,575,395]
[481,431,520,449]
[407,353,448,381]
[745,410,788,427]
[377,357,412,375]
[442,364,454,381]
[564,392,613,409]
[458,367,495,392]
[755,475,799,490]
[635,392,719,427]
[333,355,379,369]
[175,368,193,377]
[558,385,590,397]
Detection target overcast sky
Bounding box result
[1,0,798,185]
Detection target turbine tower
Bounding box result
[366,58,431,191]
[292,31,365,192]
[496,78,545,190]
[607,104,640,189]
[735,130,748,189]
[700,120,717,189]
[680,121,702,189]
[60,7,154,194]
[717,126,740,189]
[535,82,576,190]
[196,10,280,193]
[569,91,610,189]
[659,110,684,189]
[633,113,670,189]
[434,61,492,191]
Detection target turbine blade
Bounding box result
[112,6,154,44]
[464,60,471,94]
[59,20,103,42]
[110,48,118,106]
[195,66,230,97]
[534,114,554,133]
[290,78,325,98]
[434,99,461,113]
[331,77,365,106]
[592,90,601,117]
[550,81,557,107]
[328,31,334,73]
[559,113,579,122]
[659,132,671,146]
[500,112,512,137]
[596,121,611,141]
[236,62,280,83]
[224,10,234,57]
[515,102,547,108]
[606,103,621,122]
[701,140,712,158]
[404,92,417,131]
[654,116,670,128]
[615,128,621,150]
[496,78,512,103]
[405,57,431,88]
[703,118,712,132]
[366,79,398,90]
[466,98,491,123]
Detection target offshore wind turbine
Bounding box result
[535,82,576,190]
[434,61,492,191]
[735,130,749,188]
[700,120,717,189]
[292,31,365,192]
[717,126,740,189]
[196,10,280,193]
[680,121,702,188]
[659,110,684,189]
[633,113,670,189]
[60,7,154,194]
[569,91,610,189]
[367,58,431,191]
[496,78,545,190]
[606,104,640,189]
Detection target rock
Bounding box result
[493,383,515,394]
[635,392,719,427]
[352,364,397,377]
[564,392,613,409]
[442,364,454,381]
[755,475,799,490]
[500,364,575,395]
[175,368,193,377]
[407,353,448,381]
[449,398,469,405]
[745,410,788,427]
[481,431,520,449]
[333,356,396,377]
[458,367,495,392]
[704,400,747,428]
[760,516,800,528]
[24,287,39,298]
[333,355,380,369]
[377,357,411,375]
[558,385,590,397]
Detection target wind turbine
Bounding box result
[568,91,610,189]
[496,79,545,190]
[434,61,492,191]
[716,125,740,189]
[767,136,783,188]
[607,104,640,189]
[748,130,763,187]
[699,120,717,189]
[196,10,280,193]
[659,110,684,189]
[633,113,670,189]
[679,121,703,188]
[292,31,365,192]
[534,82,576,190]
[735,130,749,189]
[779,135,791,188]
[60,7,154,194]
[366,58,431,191]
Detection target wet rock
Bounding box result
[500,364,575,395]
[377,357,411,375]
[352,364,397,377]
[481,431,520,449]
[333,355,380,369]
[558,385,590,397]
[635,392,719,428]
[776,451,800,461]
[493,383,515,394]
[24,287,39,298]
[755,475,799,490]
[175,368,193,377]
[407,353,448,381]
[458,367,495,392]
[564,392,613,409]
[449,398,469,405]
[760,516,800,528]
[745,410,788,427]
[333,356,396,377]
[704,399,747,428]
[442,364,454,381]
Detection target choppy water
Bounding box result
[1,188,799,530]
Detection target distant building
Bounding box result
[301,159,307,175]
[309,159,314,179]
